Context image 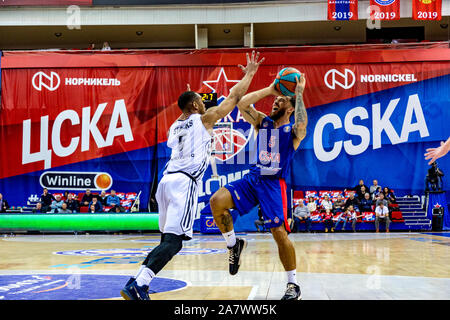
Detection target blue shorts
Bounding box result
[224,173,290,231]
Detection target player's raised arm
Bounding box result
[236,82,279,129]
[292,74,307,150]
[425,137,450,165]
[201,51,264,130]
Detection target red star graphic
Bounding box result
[434,203,441,208]
[203,68,240,99]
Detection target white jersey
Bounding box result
[164,114,212,181]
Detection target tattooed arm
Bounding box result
[292,74,308,150]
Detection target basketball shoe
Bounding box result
[228,238,247,275]
[120,280,150,300]
[281,283,302,300]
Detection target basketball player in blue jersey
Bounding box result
[120,52,264,300]
[210,74,307,300]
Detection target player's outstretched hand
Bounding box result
[295,73,306,96]
[238,51,265,76]
[425,140,449,165]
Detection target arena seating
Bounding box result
[292,189,405,231]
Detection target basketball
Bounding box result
[274,67,302,96]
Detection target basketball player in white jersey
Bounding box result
[120,51,264,300]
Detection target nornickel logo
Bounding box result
[32,72,60,92]
[40,171,113,190]
[324,69,356,90]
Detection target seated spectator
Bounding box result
[58,202,72,214]
[32,202,46,213]
[113,206,122,213]
[320,195,333,212]
[375,193,388,207]
[333,210,349,232]
[0,193,10,213]
[346,205,362,233]
[88,204,99,213]
[370,179,380,195]
[293,201,311,233]
[306,197,316,214]
[383,187,397,204]
[50,195,65,213]
[372,186,382,200]
[98,190,108,206]
[354,179,369,199]
[344,192,360,212]
[359,193,373,212]
[375,202,391,233]
[322,208,334,233]
[107,190,122,209]
[40,188,55,213]
[89,197,103,213]
[81,189,94,207]
[332,195,345,214]
[357,186,368,201]
[66,193,79,213]
[63,191,70,201]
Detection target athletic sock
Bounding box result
[134,265,146,279]
[287,269,298,286]
[223,230,236,248]
[135,267,155,287]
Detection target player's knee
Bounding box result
[209,189,229,212]
[271,225,289,243]
[163,233,183,255]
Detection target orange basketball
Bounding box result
[95,173,112,190]
[274,67,301,96]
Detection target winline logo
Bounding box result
[40,171,113,191]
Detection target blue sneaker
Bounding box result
[120,280,150,300]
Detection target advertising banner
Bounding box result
[1,45,449,215]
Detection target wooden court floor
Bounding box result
[0,231,449,300]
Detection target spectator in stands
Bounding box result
[344,192,360,212]
[63,191,69,201]
[306,196,317,215]
[88,204,98,213]
[98,190,108,206]
[89,197,103,213]
[32,202,46,213]
[0,193,10,213]
[372,186,382,200]
[50,195,65,213]
[370,179,380,195]
[66,193,79,213]
[81,189,95,207]
[383,187,397,204]
[254,206,265,233]
[357,186,368,201]
[375,202,391,233]
[354,179,369,199]
[332,195,345,214]
[107,190,122,208]
[360,193,373,212]
[59,203,72,214]
[113,206,122,213]
[375,193,388,207]
[320,194,333,213]
[293,201,311,233]
[40,188,55,213]
[322,208,334,233]
[346,205,361,233]
[334,209,349,231]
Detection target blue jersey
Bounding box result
[249,116,296,178]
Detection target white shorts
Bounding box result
[155,172,199,240]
